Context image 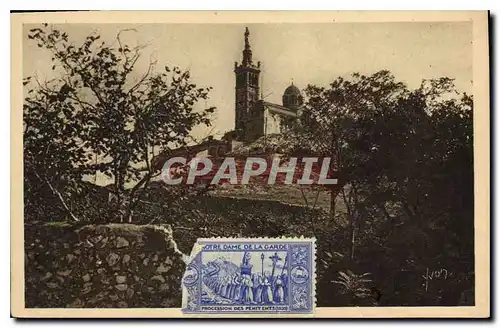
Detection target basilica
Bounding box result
[166,27,305,161]
[233,27,304,142]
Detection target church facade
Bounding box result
[233,27,304,142]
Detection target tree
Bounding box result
[284,71,473,265]
[24,24,215,222]
[285,70,406,214]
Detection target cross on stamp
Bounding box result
[182,238,316,316]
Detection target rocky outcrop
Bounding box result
[25,222,186,308]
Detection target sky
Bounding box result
[23,22,473,139]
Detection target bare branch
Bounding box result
[31,167,80,222]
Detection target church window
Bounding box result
[236,73,246,87]
[250,73,258,86]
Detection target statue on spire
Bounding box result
[244,27,250,49]
[242,27,253,66]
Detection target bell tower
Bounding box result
[234,27,261,141]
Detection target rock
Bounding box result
[98,237,109,248]
[151,275,165,283]
[159,283,169,292]
[82,274,91,282]
[122,254,131,264]
[68,298,83,308]
[90,235,103,244]
[93,292,107,303]
[142,258,150,266]
[115,284,128,291]
[46,282,59,289]
[126,289,134,299]
[161,299,175,307]
[116,237,129,248]
[40,272,53,282]
[109,294,119,301]
[116,275,127,284]
[82,283,93,294]
[66,254,76,263]
[57,269,72,276]
[106,252,120,266]
[117,301,128,308]
[156,263,171,273]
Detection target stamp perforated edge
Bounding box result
[181,236,317,317]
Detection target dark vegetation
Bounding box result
[24,25,474,307]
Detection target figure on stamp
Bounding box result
[233,274,242,301]
[261,272,274,304]
[273,274,285,303]
[252,273,262,303]
[239,251,255,304]
[281,271,289,302]
[240,274,255,304]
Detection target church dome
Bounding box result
[283,84,301,97]
[282,83,303,109]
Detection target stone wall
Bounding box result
[25,223,186,308]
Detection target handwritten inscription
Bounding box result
[422,268,451,292]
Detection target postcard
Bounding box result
[11,10,490,318]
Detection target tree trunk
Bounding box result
[124,171,153,223]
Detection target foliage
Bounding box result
[24,24,215,222]
[282,70,474,305]
[332,270,374,305]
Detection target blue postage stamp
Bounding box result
[181,238,316,315]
